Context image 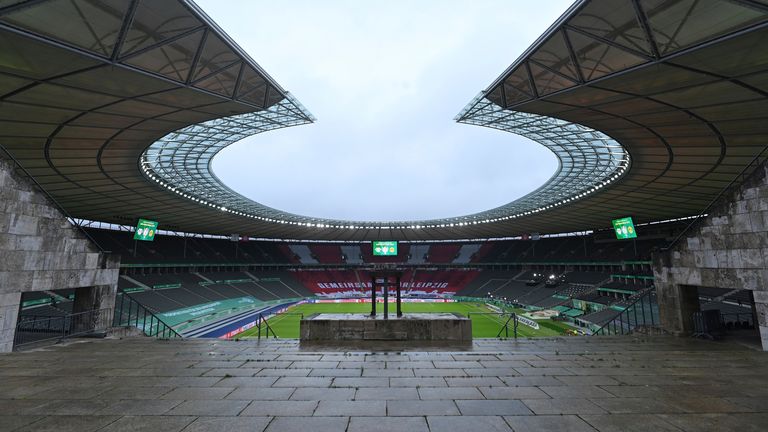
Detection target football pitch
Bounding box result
[238,301,573,339]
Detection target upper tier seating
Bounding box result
[407,245,429,264]
[426,244,461,263]
[340,245,364,264]
[288,244,319,264]
[309,244,344,264]
[453,244,482,264]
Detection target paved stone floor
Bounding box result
[1,336,767,431]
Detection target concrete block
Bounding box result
[743,187,759,200]
[735,269,762,291]
[686,237,701,251]
[730,213,752,233]
[699,268,720,287]
[739,249,765,269]
[0,291,21,307]
[753,290,768,304]
[759,198,768,211]
[702,250,718,268]
[14,235,43,251]
[0,271,33,294]
[711,215,729,225]
[759,325,768,352]
[750,211,766,232]
[0,251,27,271]
[7,214,38,236]
[715,250,729,267]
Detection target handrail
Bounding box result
[114,292,182,338]
[467,312,518,338]
[0,144,108,254]
[662,145,768,252]
[591,288,658,336]
[255,312,304,339]
[14,307,113,349]
[257,313,276,339]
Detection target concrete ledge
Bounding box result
[300,313,472,347]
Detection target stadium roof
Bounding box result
[1,0,767,241]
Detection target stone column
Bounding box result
[0,292,22,352]
[752,291,768,351]
[656,281,700,335]
[71,284,117,334]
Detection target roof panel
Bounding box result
[123,28,204,82]
[567,28,649,81]
[0,0,129,56]
[568,0,653,55]
[641,0,767,55]
[120,0,202,55]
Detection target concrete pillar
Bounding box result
[657,282,700,335]
[0,292,21,352]
[752,291,768,351]
[71,284,117,334]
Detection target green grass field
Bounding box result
[238,301,573,339]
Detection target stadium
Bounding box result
[0,0,767,430]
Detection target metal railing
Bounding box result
[663,145,768,252]
[721,312,754,327]
[467,312,519,338]
[114,293,181,339]
[14,307,113,349]
[592,288,661,336]
[252,312,304,339]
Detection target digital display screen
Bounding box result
[372,241,398,256]
[612,216,637,239]
[133,218,158,241]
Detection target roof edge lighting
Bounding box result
[141,91,629,231]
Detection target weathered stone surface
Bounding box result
[653,159,768,349]
[300,313,472,346]
[0,157,120,352]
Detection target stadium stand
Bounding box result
[407,244,429,264]
[288,244,319,264]
[291,269,479,297]
[453,243,482,264]
[426,244,461,263]
[309,244,344,264]
[340,245,364,264]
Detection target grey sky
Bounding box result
[201,0,573,222]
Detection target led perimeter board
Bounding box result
[134,219,158,241]
[612,217,637,240]
[372,241,398,256]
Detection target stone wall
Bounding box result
[0,156,120,352]
[653,158,768,348]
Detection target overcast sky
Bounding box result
[200,0,573,222]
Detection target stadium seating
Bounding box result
[83,225,671,266]
[292,268,479,297]
[453,243,481,264]
[340,245,364,264]
[426,244,461,263]
[407,244,429,264]
[288,244,319,264]
[308,244,344,264]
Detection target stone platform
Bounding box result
[299,313,472,347]
[1,336,768,431]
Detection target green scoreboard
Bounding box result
[611,216,637,239]
[372,241,398,256]
[133,219,158,241]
